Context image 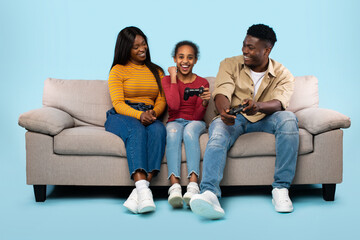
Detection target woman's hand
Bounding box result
[168,66,177,83]
[140,111,156,126]
[147,110,156,118]
[200,87,211,107]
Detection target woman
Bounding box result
[162,41,210,208]
[105,26,166,214]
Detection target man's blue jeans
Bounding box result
[166,119,207,179]
[200,111,299,197]
[105,108,166,178]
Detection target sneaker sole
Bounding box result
[272,199,293,213]
[138,205,156,214]
[183,196,191,206]
[190,198,225,219]
[168,195,183,208]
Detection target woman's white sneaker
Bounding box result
[138,188,156,213]
[123,188,138,214]
[183,182,200,206]
[168,183,183,208]
[272,188,293,213]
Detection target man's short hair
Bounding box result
[247,24,277,47]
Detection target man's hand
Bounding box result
[199,86,211,107]
[242,99,260,116]
[220,109,237,125]
[140,111,156,126]
[242,99,282,115]
[215,94,236,125]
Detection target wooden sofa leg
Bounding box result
[322,184,336,201]
[33,185,47,202]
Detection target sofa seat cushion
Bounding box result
[227,128,313,158]
[162,128,313,163]
[54,126,126,156]
[54,126,313,160]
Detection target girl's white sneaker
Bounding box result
[168,183,183,208]
[183,182,200,206]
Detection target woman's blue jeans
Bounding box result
[105,108,166,179]
[200,111,299,197]
[166,119,207,179]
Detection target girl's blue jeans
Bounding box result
[166,118,207,179]
[105,107,166,179]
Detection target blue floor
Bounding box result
[1,1,359,239]
[1,134,359,240]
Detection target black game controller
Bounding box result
[184,87,204,100]
[228,103,249,115]
[141,104,154,111]
[125,101,154,111]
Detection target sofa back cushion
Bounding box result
[42,75,319,127]
[287,75,319,112]
[43,78,112,126]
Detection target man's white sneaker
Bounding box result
[168,183,183,208]
[138,188,156,214]
[183,182,200,206]
[272,188,293,213]
[123,188,138,214]
[189,190,225,219]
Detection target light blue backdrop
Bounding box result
[1,0,359,239]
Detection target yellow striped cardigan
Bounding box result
[108,62,166,120]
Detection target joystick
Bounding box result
[228,103,248,115]
[184,87,204,100]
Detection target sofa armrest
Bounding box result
[18,107,75,135]
[295,108,351,134]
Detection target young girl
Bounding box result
[161,41,210,208]
[105,26,166,214]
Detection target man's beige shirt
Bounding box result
[212,55,295,123]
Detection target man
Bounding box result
[189,24,299,219]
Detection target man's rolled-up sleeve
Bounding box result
[271,69,295,110]
[212,59,235,102]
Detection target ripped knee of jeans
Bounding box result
[168,128,178,133]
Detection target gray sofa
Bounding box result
[18,76,351,202]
